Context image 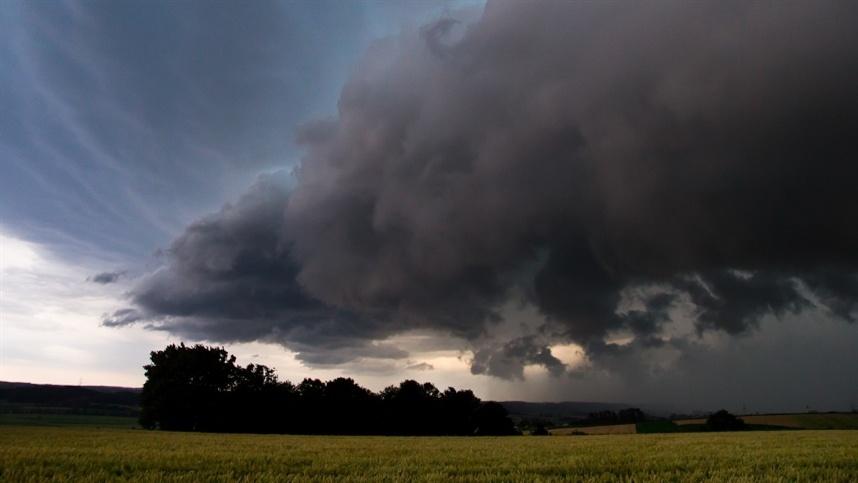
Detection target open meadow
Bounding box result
[2,426,857,482]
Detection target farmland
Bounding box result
[675,413,858,430]
[549,412,858,435]
[2,426,858,481]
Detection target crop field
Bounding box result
[2,426,857,482]
[675,413,858,430]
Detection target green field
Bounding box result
[2,426,857,481]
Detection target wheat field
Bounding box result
[2,426,857,481]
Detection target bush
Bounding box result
[706,410,746,431]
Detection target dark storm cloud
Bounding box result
[118,1,858,375]
[801,270,858,322]
[562,313,858,413]
[471,336,565,380]
[620,292,677,339]
[101,308,142,327]
[673,271,810,335]
[88,271,123,284]
[118,172,409,364]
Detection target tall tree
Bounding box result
[140,344,238,431]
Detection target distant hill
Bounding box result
[0,381,140,393]
[501,401,631,425]
[0,381,140,417]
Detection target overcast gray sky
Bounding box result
[1,1,857,413]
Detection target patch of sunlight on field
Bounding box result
[2,426,857,481]
[551,424,636,435]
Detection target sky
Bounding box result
[1,1,857,413]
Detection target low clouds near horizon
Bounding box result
[104,2,858,408]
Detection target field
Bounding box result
[675,413,858,430]
[0,413,137,428]
[2,426,858,481]
[548,412,858,435]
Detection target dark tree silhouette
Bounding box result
[706,410,746,431]
[439,387,482,435]
[323,377,378,434]
[140,344,238,431]
[585,408,648,425]
[618,408,646,423]
[140,344,518,436]
[380,380,444,435]
[473,401,520,435]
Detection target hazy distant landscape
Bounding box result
[4,371,857,480]
[4,379,857,429]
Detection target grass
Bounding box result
[2,426,857,481]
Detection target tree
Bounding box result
[587,410,618,424]
[323,378,379,434]
[380,380,443,435]
[440,388,481,435]
[140,343,238,431]
[229,363,284,433]
[473,401,520,435]
[618,408,646,423]
[706,410,746,431]
[139,343,520,436]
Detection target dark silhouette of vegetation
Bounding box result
[500,401,629,427]
[515,417,552,433]
[0,382,139,417]
[531,424,550,436]
[586,407,647,425]
[706,410,746,431]
[140,344,519,435]
[473,401,520,435]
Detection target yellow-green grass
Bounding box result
[2,426,858,482]
[675,413,858,430]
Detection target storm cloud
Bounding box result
[89,271,123,284]
[116,1,858,378]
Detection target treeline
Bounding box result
[141,344,519,435]
[0,382,140,417]
[585,408,647,425]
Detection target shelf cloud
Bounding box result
[112,1,858,379]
